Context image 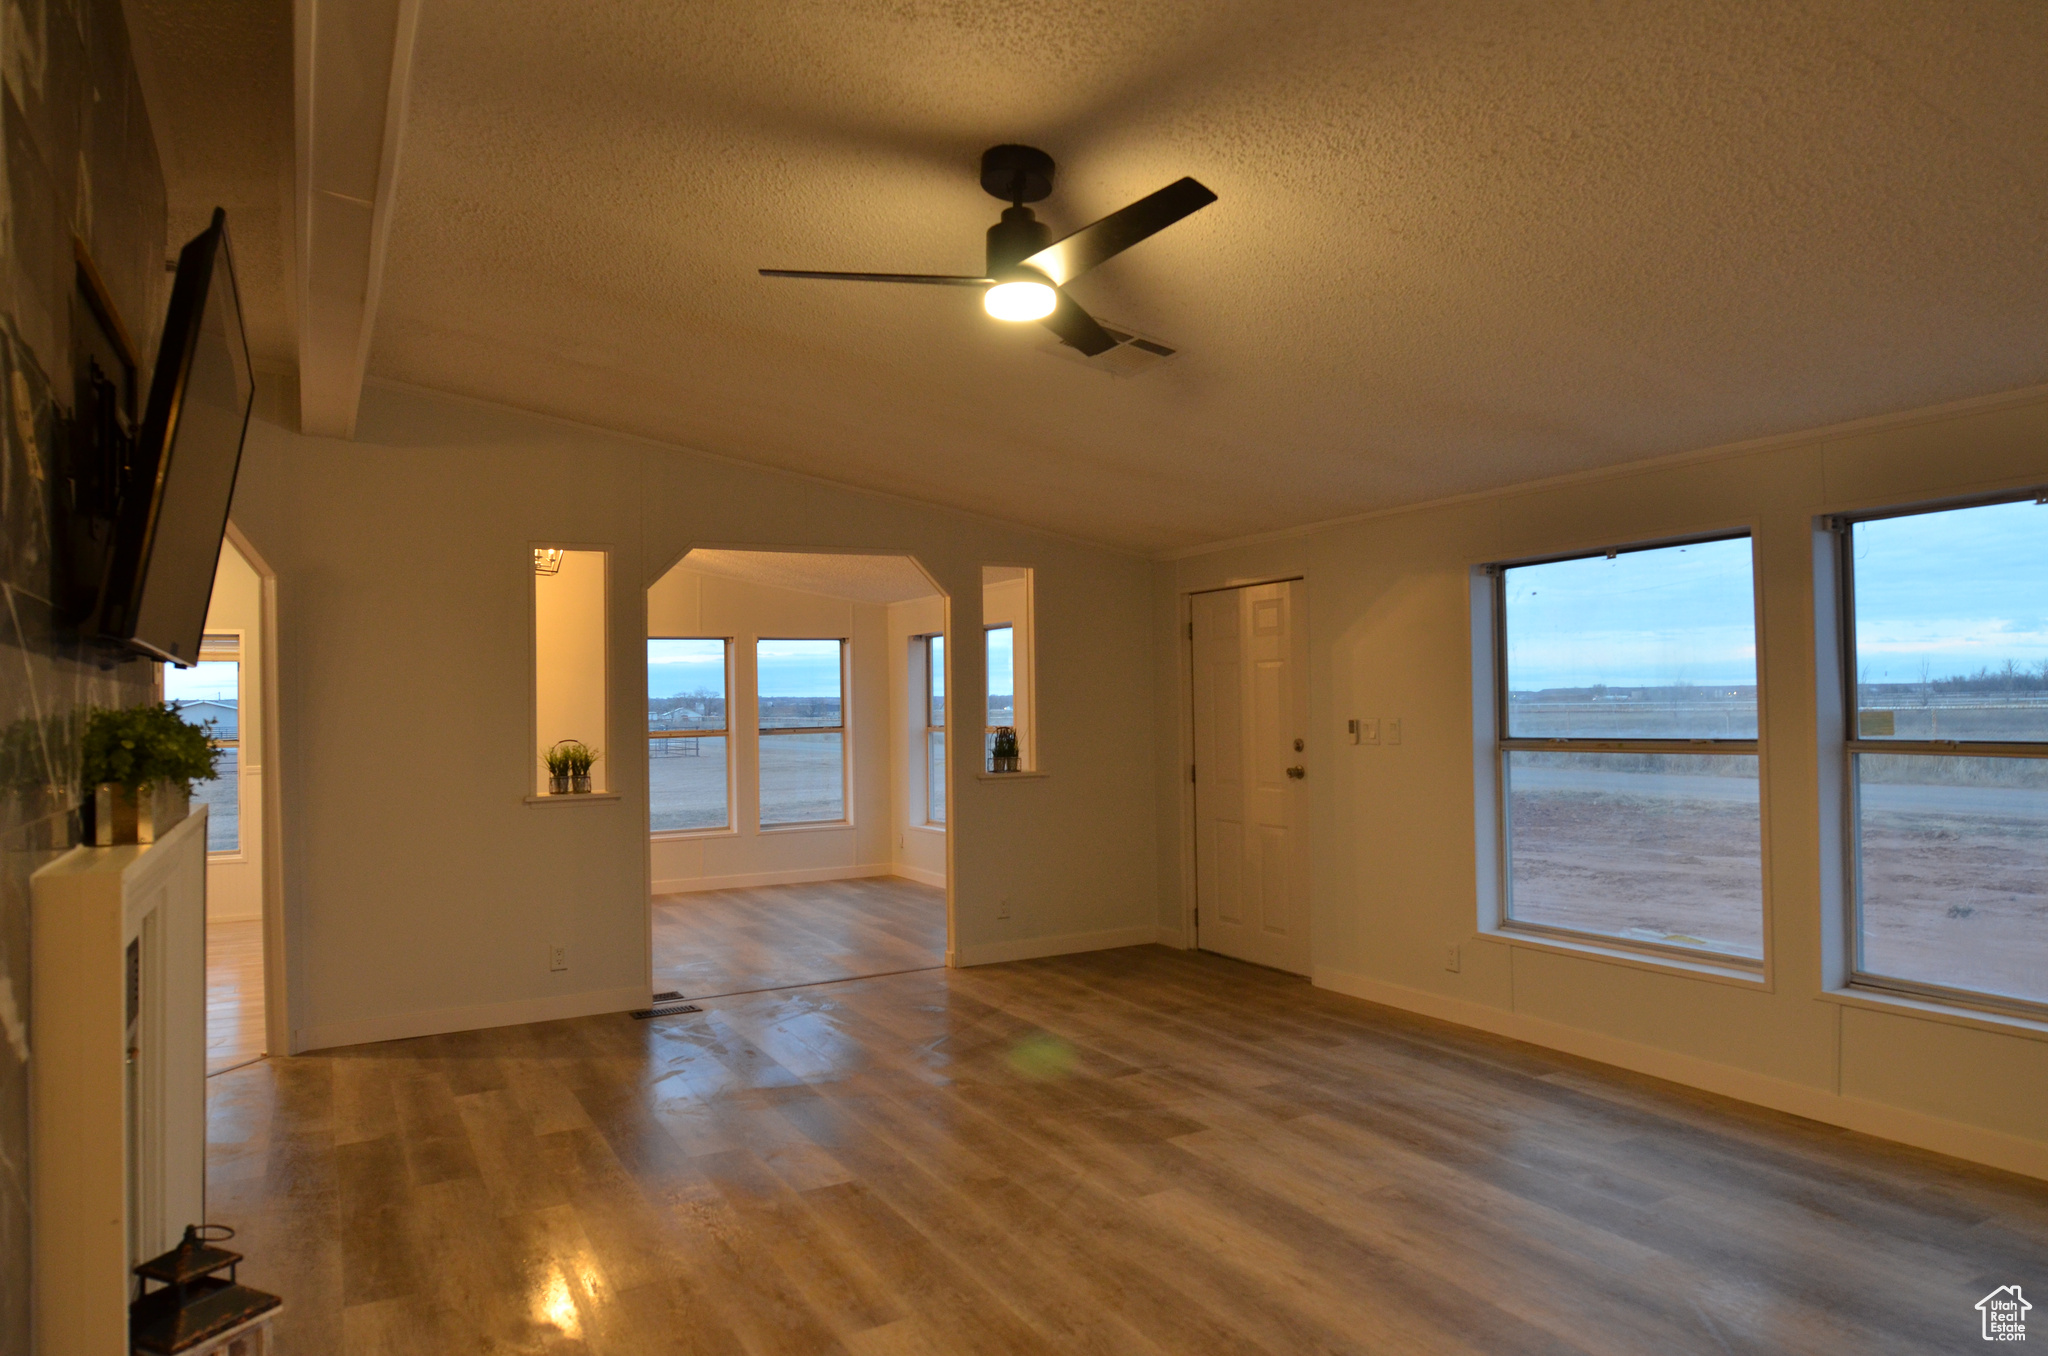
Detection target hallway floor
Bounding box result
[205,944,2048,1355]
[650,875,946,999]
[208,916,265,1075]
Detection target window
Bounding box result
[758,638,846,826]
[648,638,730,832]
[1843,497,2048,1014]
[1494,536,1763,962]
[985,623,1013,769]
[925,633,945,824]
[164,637,240,853]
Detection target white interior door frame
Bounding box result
[224,520,291,1058]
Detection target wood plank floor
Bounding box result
[651,877,946,999]
[205,945,2048,1355]
[208,916,266,1075]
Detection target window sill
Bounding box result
[524,792,621,805]
[908,823,945,835]
[975,771,1049,781]
[651,826,737,841]
[1478,925,1769,990]
[1819,984,2048,1044]
[205,852,248,864]
[758,820,853,835]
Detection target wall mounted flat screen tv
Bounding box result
[97,209,253,665]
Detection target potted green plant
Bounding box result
[557,740,600,793]
[80,703,220,845]
[990,726,1020,773]
[542,742,575,795]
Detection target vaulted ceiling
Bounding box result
[138,1,2048,554]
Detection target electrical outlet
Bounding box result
[1387,719,1402,746]
[1444,944,1461,973]
[997,897,1013,920]
[549,944,568,972]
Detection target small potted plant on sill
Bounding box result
[559,740,601,793]
[80,702,220,845]
[542,742,575,795]
[989,726,1020,774]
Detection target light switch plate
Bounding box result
[1360,718,1380,745]
[1387,719,1402,746]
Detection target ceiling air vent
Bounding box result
[1041,323,1178,377]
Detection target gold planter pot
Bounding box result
[91,779,191,846]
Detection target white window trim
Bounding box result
[756,636,852,830]
[1827,494,2048,1025]
[647,635,735,837]
[1472,528,1774,980]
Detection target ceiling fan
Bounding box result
[760,145,1216,356]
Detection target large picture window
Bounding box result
[164,635,240,853]
[1843,497,2048,1014]
[758,638,847,826]
[1494,536,1764,962]
[648,637,730,832]
[925,633,945,824]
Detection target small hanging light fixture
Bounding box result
[129,1224,283,1354]
[534,547,565,575]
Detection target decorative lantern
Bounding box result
[129,1225,282,1355]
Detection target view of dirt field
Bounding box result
[1507,764,1764,958]
[1859,787,2048,1006]
[1509,762,2048,1004]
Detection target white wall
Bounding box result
[887,594,947,886]
[1157,388,2048,1180]
[229,381,1162,1052]
[645,564,896,892]
[201,540,262,922]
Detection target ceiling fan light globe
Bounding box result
[984,280,1057,322]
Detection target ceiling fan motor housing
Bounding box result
[980,144,1055,204]
[987,206,1053,278]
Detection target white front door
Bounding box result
[1190,580,1310,974]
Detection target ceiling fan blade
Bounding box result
[759,269,992,286]
[1021,177,1217,285]
[1040,289,1119,356]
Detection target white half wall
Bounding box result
[228,381,1159,1051]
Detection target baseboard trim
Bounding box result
[651,862,894,895]
[953,924,1164,968]
[294,984,646,1053]
[1313,967,2048,1183]
[889,863,946,888]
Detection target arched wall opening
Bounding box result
[640,547,954,1000]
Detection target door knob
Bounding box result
[1286,766,1305,779]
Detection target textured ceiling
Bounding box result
[679,550,941,604]
[187,0,2048,554]
[124,0,295,373]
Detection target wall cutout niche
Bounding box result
[533,547,610,795]
[982,566,1036,772]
